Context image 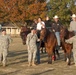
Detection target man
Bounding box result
[26,28,38,66]
[69,14,76,35]
[52,15,62,50]
[0,29,11,67]
[65,35,76,66]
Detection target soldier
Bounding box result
[52,15,62,50]
[65,35,76,66]
[69,14,76,35]
[26,28,38,66]
[0,29,11,67]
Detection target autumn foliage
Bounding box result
[0,0,47,23]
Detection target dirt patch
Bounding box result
[0,37,76,75]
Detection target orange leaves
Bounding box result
[0,0,47,22]
[26,2,47,20]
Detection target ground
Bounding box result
[0,37,76,75]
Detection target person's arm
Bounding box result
[8,35,12,44]
[26,34,30,46]
[41,22,45,28]
[51,23,55,32]
[69,22,72,31]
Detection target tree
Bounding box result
[0,0,47,26]
[48,0,76,26]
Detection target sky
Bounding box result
[46,0,50,3]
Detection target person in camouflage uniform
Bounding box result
[65,35,76,66]
[26,28,38,66]
[0,29,11,67]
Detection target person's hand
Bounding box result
[53,29,55,32]
[37,39,40,42]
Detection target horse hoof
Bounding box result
[68,63,70,66]
[48,62,52,64]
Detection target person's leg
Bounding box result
[28,50,32,66]
[0,52,2,63]
[32,50,37,66]
[74,31,76,35]
[55,32,60,50]
[3,49,8,67]
[36,43,40,64]
[73,50,76,66]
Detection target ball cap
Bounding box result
[31,28,36,30]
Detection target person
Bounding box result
[26,28,38,66]
[0,29,11,67]
[52,15,62,50]
[32,18,38,29]
[65,35,76,66]
[69,14,76,35]
[36,17,45,64]
[45,16,52,30]
[36,17,45,31]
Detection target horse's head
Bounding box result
[40,28,46,41]
[20,32,27,45]
[60,26,68,41]
[20,26,31,45]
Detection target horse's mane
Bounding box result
[61,26,74,40]
[44,28,55,42]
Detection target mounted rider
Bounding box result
[52,15,62,50]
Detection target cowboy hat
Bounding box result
[71,14,76,17]
[53,15,59,19]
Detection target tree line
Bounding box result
[0,0,76,27]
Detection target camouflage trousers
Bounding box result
[72,49,76,64]
[0,49,8,66]
[28,49,37,63]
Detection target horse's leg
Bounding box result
[41,47,43,53]
[56,49,60,60]
[67,53,71,65]
[44,48,46,53]
[48,54,52,64]
[53,49,56,61]
[64,50,67,61]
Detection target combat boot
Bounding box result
[32,61,36,66]
[28,62,32,66]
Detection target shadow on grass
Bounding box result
[32,69,54,75]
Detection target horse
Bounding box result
[60,26,75,65]
[40,28,59,64]
[20,26,31,45]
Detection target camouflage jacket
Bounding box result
[26,33,38,50]
[0,35,11,49]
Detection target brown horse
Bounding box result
[40,28,58,64]
[60,26,75,65]
[20,26,30,45]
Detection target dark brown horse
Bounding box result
[40,28,58,64]
[60,26,75,65]
[20,26,30,45]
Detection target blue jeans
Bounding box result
[55,32,60,46]
[36,42,40,64]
